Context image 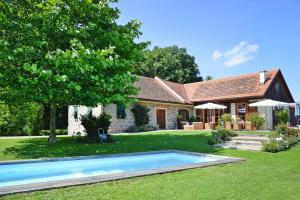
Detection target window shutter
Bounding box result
[117,104,126,119]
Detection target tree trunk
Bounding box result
[48,103,57,143]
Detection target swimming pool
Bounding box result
[0,150,243,195]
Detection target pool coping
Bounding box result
[0,150,245,196]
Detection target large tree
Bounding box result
[139,46,202,83]
[0,0,147,143]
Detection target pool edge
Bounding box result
[0,150,245,196]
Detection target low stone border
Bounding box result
[0,150,244,196]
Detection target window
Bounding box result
[178,109,189,121]
[237,103,247,121]
[117,104,126,119]
[73,106,78,122]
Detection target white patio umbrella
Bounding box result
[194,103,227,128]
[249,99,289,107]
[249,99,289,130]
[194,102,227,110]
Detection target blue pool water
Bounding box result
[0,152,223,187]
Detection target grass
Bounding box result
[1,131,300,200]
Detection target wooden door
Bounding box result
[156,109,166,129]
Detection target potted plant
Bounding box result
[188,116,196,125]
[176,114,183,129]
[221,113,232,129]
[247,112,265,130]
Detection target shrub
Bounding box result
[131,104,150,126]
[208,127,234,145]
[221,113,232,122]
[276,110,289,124]
[263,125,299,153]
[127,125,157,133]
[246,112,265,130]
[80,112,111,142]
[262,138,286,153]
[40,129,68,136]
[0,102,44,136]
[276,123,289,135]
[188,116,196,123]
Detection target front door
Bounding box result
[156,109,166,129]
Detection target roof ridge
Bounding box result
[154,77,186,103]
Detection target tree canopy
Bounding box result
[0,0,147,142]
[139,46,202,83]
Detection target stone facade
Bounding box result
[106,101,194,133]
[68,101,194,135]
[68,105,103,135]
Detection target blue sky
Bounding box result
[116,0,300,101]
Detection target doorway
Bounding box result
[156,109,166,129]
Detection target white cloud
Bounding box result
[212,41,259,67]
[212,50,222,60]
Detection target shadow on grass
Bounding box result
[3,132,222,160]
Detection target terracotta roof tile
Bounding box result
[184,69,279,102]
[133,69,280,104]
[134,76,189,104]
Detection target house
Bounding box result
[68,68,294,134]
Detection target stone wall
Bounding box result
[105,101,194,133]
[67,105,103,135]
[68,101,194,135]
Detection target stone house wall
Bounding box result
[68,101,194,135]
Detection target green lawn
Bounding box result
[1,131,300,200]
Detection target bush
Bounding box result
[127,125,157,133]
[40,129,68,136]
[131,104,150,126]
[276,123,289,135]
[246,112,265,130]
[276,110,289,124]
[188,116,196,123]
[221,113,232,122]
[262,138,286,153]
[0,102,44,136]
[263,124,299,153]
[208,127,234,145]
[80,112,111,142]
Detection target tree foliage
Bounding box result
[139,46,202,83]
[0,102,44,136]
[0,0,147,142]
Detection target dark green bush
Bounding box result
[127,125,157,133]
[40,129,68,136]
[0,102,44,136]
[80,112,111,142]
[131,104,150,126]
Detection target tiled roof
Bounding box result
[184,69,279,102]
[134,76,189,104]
[134,69,281,104]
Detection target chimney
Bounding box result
[259,69,267,85]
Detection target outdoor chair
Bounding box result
[183,125,192,131]
[225,121,232,130]
[192,122,204,130]
[205,122,216,130]
[232,122,243,130]
[181,121,189,129]
[245,121,253,130]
